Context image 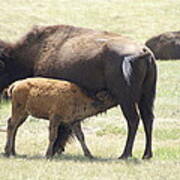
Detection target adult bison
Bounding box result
[145,31,180,60]
[0,25,157,159]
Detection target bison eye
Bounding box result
[0,60,5,72]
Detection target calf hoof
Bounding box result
[46,150,55,159]
[46,153,54,159]
[4,146,16,157]
[85,153,94,159]
[4,151,16,157]
[84,151,94,159]
[4,152,10,157]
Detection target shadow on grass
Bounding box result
[0,152,143,164]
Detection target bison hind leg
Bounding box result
[53,123,73,156]
[119,101,140,159]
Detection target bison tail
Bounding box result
[122,51,153,86]
[122,50,157,119]
[139,53,157,121]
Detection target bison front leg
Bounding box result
[5,115,27,157]
[119,102,140,159]
[72,122,93,159]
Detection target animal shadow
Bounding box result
[0,152,142,164]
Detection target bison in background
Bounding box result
[145,31,180,60]
[0,24,157,159]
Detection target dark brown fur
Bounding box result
[0,25,157,159]
[145,31,180,60]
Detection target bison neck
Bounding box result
[8,43,42,82]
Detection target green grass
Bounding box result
[0,0,180,179]
[155,61,180,119]
[1,0,180,43]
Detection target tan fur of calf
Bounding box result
[5,77,115,158]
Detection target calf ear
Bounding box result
[0,60,5,72]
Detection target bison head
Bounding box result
[0,60,5,72]
[0,40,12,93]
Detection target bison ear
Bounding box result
[0,60,5,72]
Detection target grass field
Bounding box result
[0,0,180,179]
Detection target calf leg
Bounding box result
[46,120,60,158]
[119,102,140,159]
[5,115,27,156]
[72,122,93,158]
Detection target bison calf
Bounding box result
[5,77,114,158]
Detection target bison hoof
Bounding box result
[142,153,153,160]
[56,146,65,155]
[118,154,132,160]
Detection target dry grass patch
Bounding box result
[0,0,180,179]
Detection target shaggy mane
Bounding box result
[15,24,93,48]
